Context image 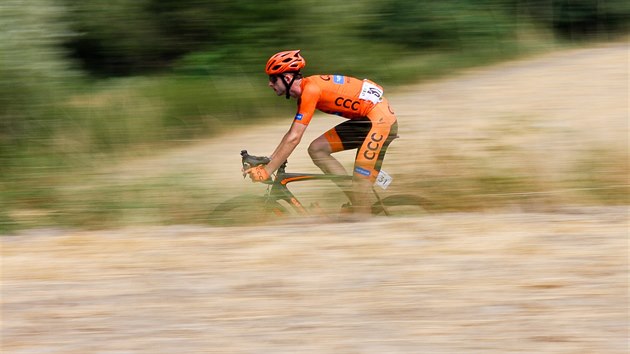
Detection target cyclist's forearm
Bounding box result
[268,135,299,172]
[267,122,306,173]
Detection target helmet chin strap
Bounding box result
[282,73,298,99]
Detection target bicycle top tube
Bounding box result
[275,172,353,186]
[240,150,353,186]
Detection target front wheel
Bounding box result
[210,195,288,225]
[371,194,432,216]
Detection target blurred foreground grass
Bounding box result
[5,153,626,232]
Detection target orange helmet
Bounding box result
[265,50,306,75]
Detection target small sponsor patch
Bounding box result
[294,113,303,121]
[333,75,345,84]
[354,166,371,176]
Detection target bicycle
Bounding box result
[210,150,431,224]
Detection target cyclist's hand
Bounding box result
[246,165,271,183]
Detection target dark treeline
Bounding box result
[62,0,300,76]
[60,0,629,76]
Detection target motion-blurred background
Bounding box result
[1,0,628,232]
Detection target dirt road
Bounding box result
[2,43,628,353]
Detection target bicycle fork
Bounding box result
[266,182,309,215]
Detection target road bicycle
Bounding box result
[210,150,431,224]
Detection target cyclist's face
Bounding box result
[268,74,285,96]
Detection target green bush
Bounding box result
[62,0,301,76]
[364,1,518,50]
[501,0,630,39]
[0,0,78,163]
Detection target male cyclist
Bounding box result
[245,50,398,215]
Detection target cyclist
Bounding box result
[245,49,398,215]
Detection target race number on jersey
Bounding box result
[359,80,384,104]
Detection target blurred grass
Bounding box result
[4,142,626,233]
[4,176,215,231]
[397,144,630,211]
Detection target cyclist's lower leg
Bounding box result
[309,138,354,199]
[311,155,355,204]
[350,177,372,215]
[309,137,371,215]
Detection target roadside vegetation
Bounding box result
[1,0,628,232]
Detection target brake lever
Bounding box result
[242,162,251,178]
[241,150,251,178]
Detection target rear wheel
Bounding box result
[210,195,288,225]
[371,194,431,216]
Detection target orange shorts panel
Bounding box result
[323,128,344,153]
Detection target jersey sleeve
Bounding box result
[293,82,320,126]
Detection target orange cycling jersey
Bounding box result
[294,75,384,125]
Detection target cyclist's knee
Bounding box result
[307,139,330,159]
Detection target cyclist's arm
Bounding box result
[265,82,319,174]
[266,121,308,173]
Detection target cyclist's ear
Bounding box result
[282,73,297,84]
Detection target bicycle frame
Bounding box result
[264,168,354,215]
[240,150,397,216]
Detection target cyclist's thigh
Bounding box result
[322,118,372,153]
